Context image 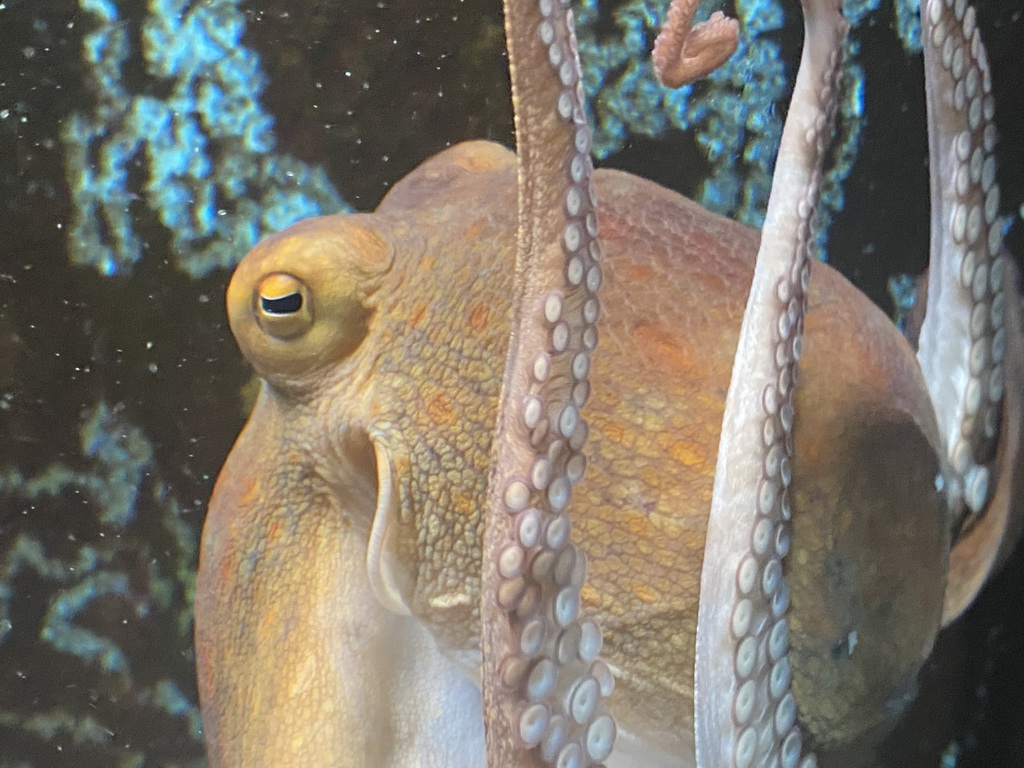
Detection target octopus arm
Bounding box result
[917,0,1007,518]
[693,1,847,767]
[916,0,1024,622]
[480,0,614,766]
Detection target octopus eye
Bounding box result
[255,273,313,339]
[262,292,302,314]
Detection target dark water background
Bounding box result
[0,0,1021,766]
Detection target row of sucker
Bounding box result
[724,56,842,768]
[923,0,1006,519]
[484,0,615,766]
[693,1,848,766]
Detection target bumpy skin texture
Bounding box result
[196,141,951,766]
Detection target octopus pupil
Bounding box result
[261,292,303,315]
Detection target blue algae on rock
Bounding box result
[0,403,204,765]
[63,0,346,278]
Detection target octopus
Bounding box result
[194,0,1024,765]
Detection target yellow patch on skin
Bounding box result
[392,453,412,478]
[408,302,427,330]
[680,527,705,553]
[451,489,475,517]
[599,419,625,446]
[239,475,262,507]
[219,552,236,585]
[632,581,661,603]
[426,389,455,426]
[651,548,678,571]
[257,601,279,646]
[468,302,490,332]
[623,510,649,538]
[288,652,318,698]
[639,465,665,493]
[655,432,708,471]
[580,583,600,605]
[633,320,698,378]
[266,517,283,545]
[246,684,262,725]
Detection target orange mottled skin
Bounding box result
[195,142,1012,766]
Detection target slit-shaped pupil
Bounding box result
[262,292,303,315]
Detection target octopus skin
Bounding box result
[193,0,1024,765]
[198,142,991,766]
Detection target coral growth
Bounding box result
[63,0,345,278]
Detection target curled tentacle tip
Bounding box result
[652,0,739,89]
